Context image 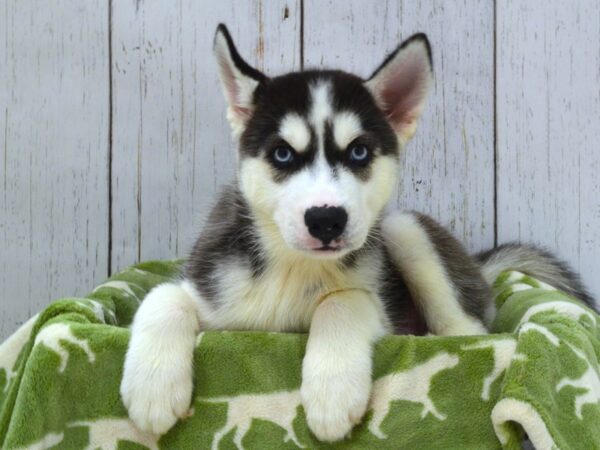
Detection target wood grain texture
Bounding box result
[303,0,496,253]
[110,0,301,271]
[0,1,109,339]
[1,1,599,340]
[496,0,600,299]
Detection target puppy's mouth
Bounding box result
[307,239,348,256]
[314,244,344,252]
[287,231,354,258]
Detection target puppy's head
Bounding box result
[214,24,432,259]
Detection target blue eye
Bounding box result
[348,144,369,164]
[272,145,295,166]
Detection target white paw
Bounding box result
[301,368,371,442]
[120,340,194,435]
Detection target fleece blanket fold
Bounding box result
[0,260,598,449]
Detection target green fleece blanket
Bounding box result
[0,261,598,449]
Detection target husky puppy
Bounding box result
[121,24,593,442]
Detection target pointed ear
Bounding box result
[214,24,267,136]
[365,33,433,144]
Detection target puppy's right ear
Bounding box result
[214,24,267,137]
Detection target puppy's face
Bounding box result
[214,25,432,259]
[238,74,400,258]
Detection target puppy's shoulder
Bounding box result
[184,184,265,301]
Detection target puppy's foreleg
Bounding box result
[120,280,204,435]
[382,212,487,336]
[301,289,385,442]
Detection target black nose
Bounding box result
[304,206,348,245]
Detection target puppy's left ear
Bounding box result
[365,33,433,144]
[214,24,268,136]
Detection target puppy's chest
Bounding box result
[208,259,380,332]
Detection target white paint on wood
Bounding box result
[110,0,301,271]
[0,1,109,339]
[496,0,600,299]
[303,0,496,253]
[1,0,599,340]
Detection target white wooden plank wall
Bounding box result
[0,0,110,338]
[496,0,600,304]
[1,0,598,339]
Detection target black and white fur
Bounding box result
[120,24,593,442]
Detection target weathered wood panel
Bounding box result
[0,1,109,338]
[496,0,600,299]
[1,0,599,341]
[110,0,301,271]
[303,0,496,253]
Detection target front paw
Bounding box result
[301,368,371,442]
[120,343,194,435]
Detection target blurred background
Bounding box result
[1,0,599,339]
